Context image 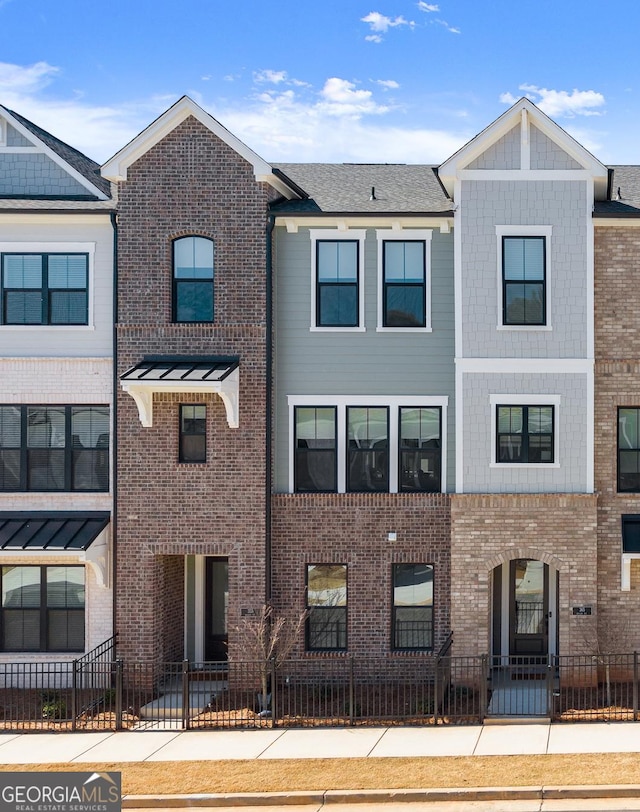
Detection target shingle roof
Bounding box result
[271,163,453,215]
[6,108,112,199]
[595,166,640,216]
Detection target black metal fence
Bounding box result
[2,641,640,731]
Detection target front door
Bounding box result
[204,557,228,661]
[509,559,548,656]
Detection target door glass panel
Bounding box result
[513,559,545,635]
[208,560,228,637]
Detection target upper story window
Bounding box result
[310,230,366,331]
[498,231,549,327]
[316,240,359,327]
[376,230,432,331]
[0,405,109,492]
[619,408,640,492]
[496,405,554,464]
[179,404,206,463]
[1,253,88,325]
[173,236,214,323]
[290,397,447,494]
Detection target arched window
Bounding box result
[172,236,214,323]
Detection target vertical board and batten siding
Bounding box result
[273,225,455,492]
[460,179,589,359]
[462,372,589,493]
[0,217,114,357]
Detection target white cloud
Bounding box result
[417,2,439,11]
[361,11,414,40]
[254,69,287,85]
[317,77,389,118]
[365,34,383,43]
[434,18,460,33]
[0,61,59,94]
[501,84,606,118]
[374,79,400,90]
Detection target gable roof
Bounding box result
[271,163,452,215]
[0,106,111,200]
[438,97,609,200]
[101,95,300,200]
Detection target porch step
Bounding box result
[139,680,226,720]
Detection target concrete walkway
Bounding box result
[3,720,640,763]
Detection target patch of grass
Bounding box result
[2,754,640,796]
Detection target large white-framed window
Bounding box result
[495,226,552,331]
[376,229,432,332]
[289,395,447,493]
[490,394,560,469]
[309,229,366,332]
[0,242,96,330]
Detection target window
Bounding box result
[316,241,359,327]
[179,405,206,463]
[306,564,347,651]
[619,408,640,492]
[392,564,433,650]
[0,405,109,492]
[173,236,214,323]
[347,406,389,492]
[399,407,441,492]
[496,405,554,464]
[1,565,84,652]
[294,406,336,492]
[502,237,546,325]
[1,253,88,325]
[289,396,448,493]
[383,241,426,327]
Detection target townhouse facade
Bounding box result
[2,95,640,673]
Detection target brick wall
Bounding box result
[450,493,598,656]
[115,115,274,662]
[271,493,451,657]
[595,226,640,647]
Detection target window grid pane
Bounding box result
[316,241,358,327]
[306,564,347,651]
[180,404,206,463]
[497,405,554,464]
[392,564,434,650]
[399,407,441,492]
[383,241,426,327]
[619,408,640,492]
[295,406,336,492]
[503,237,546,325]
[347,407,389,492]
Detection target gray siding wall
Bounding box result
[6,124,31,147]
[0,216,113,357]
[273,226,455,492]
[0,153,90,196]
[461,372,589,493]
[468,125,520,170]
[530,125,582,170]
[460,180,588,358]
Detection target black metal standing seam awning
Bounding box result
[0,512,110,551]
[119,356,241,429]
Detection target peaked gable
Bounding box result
[438,98,608,200]
[101,95,299,200]
[0,106,110,200]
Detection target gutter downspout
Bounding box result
[265,215,275,605]
[110,209,119,648]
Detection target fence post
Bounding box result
[433,656,439,726]
[181,660,190,730]
[546,657,554,721]
[349,655,355,726]
[634,652,638,722]
[71,660,78,732]
[479,655,488,725]
[115,659,123,731]
[270,658,277,728]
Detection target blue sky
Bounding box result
[1,0,640,165]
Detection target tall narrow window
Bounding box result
[1,254,88,325]
[306,564,347,651]
[71,406,110,490]
[316,240,358,327]
[1,565,84,652]
[27,406,66,490]
[502,237,546,325]
[383,241,426,327]
[0,406,21,490]
[347,406,389,492]
[399,407,441,492]
[619,408,640,492]
[294,406,336,492]
[392,564,434,650]
[173,236,214,323]
[179,405,206,463]
[497,405,554,464]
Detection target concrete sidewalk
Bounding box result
[3,720,640,763]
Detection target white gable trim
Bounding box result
[0,107,108,201]
[438,98,608,200]
[101,96,298,199]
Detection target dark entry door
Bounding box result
[509,559,548,656]
[204,557,228,661]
